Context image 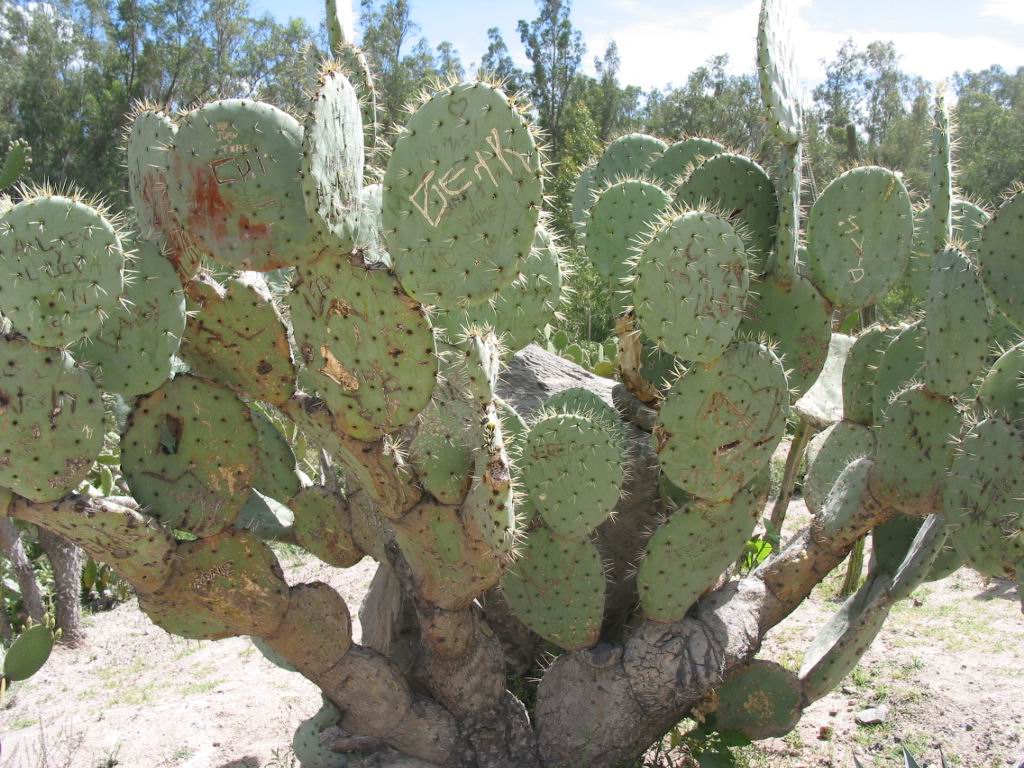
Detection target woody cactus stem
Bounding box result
[769,418,814,532]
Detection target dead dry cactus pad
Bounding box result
[0,0,1021,765]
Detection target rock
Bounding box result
[855,705,889,725]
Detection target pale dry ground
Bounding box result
[0,501,1020,768]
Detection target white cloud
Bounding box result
[980,0,1024,25]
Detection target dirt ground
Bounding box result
[0,501,1021,768]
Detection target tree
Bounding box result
[478,26,522,93]
[435,40,463,81]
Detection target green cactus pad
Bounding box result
[72,239,185,396]
[924,248,991,395]
[500,526,604,651]
[632,211,750,363]
[138,530,288,640]
[356,183,390,267]
[2,624,54,682]
[842,325,899,425]
[519,412,624,537]
[738,272,831,397]
[572,165,597,240]
[382,81,543,308]
[654,341,789,502]
[805,166,913,310]
[944,416,1024,580]
[638,488,759,622]
[235,490,295,541]
[167,99,314,271]
[799,573,893,702]
[182,272,296,406]
[925,95,952,256]
[543,388,623,439]
[649,138,725,188]
[291,486,363,568]
[251,635,297,673]
[435,225,563,352]
[251,409,300,503]
[0,340,104,502]
[288,252,437,440]
[409,385,481,505]
[292,700,345,768]
[586,179,671,296]
[122,375,260,536]
[977,341,1024,421]
[872,322,924,424]
[592,133,667,188]
[977,190,1024,328]
[707,660,802,739]
[803,422,877,515]
[887,514,949,601]
[869,384,959,516]
[392,501,505,610]
[908,200,991,297]
[0,139,31,190]
[675,153,777,274]
[302,64,364,251]
[757,0,803,144]
[0,194,126,347]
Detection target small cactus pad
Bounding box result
[0,340,104,502]
[252,635,297,672]
[586,179,671,295]
[2,624,54,682]
[944,416,1024,580]
[292,700,346,768]
[0,139,31,190]
[122,376,260,536]
[182,272,296,406]
[707,660,802,739]
[872,322,924,425]
[675,153,777,273]
[638,488,759,622]
[288,252,437,440]
[356,183,390,267]
[757,0,802,144]
[543,388,623,440]
[392,501,505,610]
[908,200,990,298]
[499,526,604,651]
[409,385,481,505]
[649,137,725,188]
[291,486,363,568]
[251,409,300,503]
[977,341,1024,421]
[654,342,789,502]
[924,248,991,395]
[496,397,527,455]
[235,490,295,541]
[882,514,950,601]
[632,211,750,363]
[302,64,364,251]
[803,421,877,516]
[799,573,892,703]
[977,190,1024,328]
[805,166,913,310]
[436,225,563,352]
[382,81,543,308]
[72,239,185,396]
[793,332,854,429]
[138,530,288,640]
[519,412,624,537]
[0,194,125,347]
[738,272,831,398]
[842,324,899,425]
[572,165,597,240]
[869,384,959,516]
[166,99,313,271]
[592,133,667,188]
[925,94,952,256]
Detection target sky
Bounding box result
[253,0,1024,91]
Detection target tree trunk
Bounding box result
[0,517,47,623]
[37,529,85,646]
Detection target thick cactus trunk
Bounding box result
[0,516,47,623]
[37,529,85,646]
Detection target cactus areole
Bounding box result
[0,1,1019,766]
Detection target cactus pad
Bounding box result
[803,421,876,516]
[302,64,364,251]
[543,388,623,440]
[292,699,346,768]
[872,322,924,424]
[572,165,597,240]
[0,340,104,502]
[675,153,777,273]
[519,412,624,537]
[842,324,899,425]
[382,81,543,308]
[944,416,1024,579]
[138,530,288,640]
[409,385,480,505]
[235,490,295,541]
[592,133,667,188]
[72,239,185,396]
[356,183,389,267]
[632,211,750,363]
[291,486,363,568]
[977,190,1024,328]
[182,272,296,406]
[654,342,789,501]
[122,376,260,535]
[707,660,802,739]
[0,194,125,347]
[251,409,300,503]
[757,0,803,144]
[805,166,913,310]
[167,99,313,271]
[500,527,604,651]
[638,488,759,622]
[649,138,724,188]
[0,139,31,190]
[288,252,437,440]
[977,341,1024,421]
[738,272,831,397]
[2,624,54,682]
